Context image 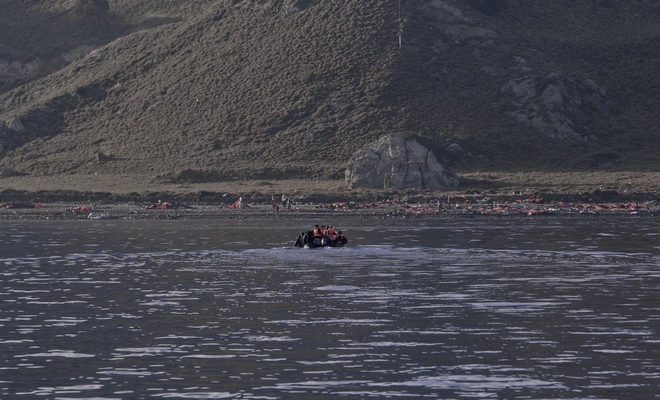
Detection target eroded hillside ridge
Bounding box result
[1,0,660,182]
[0,0,214,94]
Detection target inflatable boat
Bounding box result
[294,226,347,248]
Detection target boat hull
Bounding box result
[294,231,347,248]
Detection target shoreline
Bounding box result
[1,172,659,221]
[1,199,656,221]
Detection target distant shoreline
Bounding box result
[1,173,659,220]
[1,199,656,221]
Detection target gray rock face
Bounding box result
[429,0,472,23]
[5,117,25,132]
[345,133,460,190]
[502,72,616,141]
[447,143,462,153]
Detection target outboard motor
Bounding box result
[294,233,304,247]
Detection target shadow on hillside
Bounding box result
[3,8,113,54]
[0,5,181,95]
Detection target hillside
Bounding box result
[1,0,659,189]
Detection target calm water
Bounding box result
[1,218,659,399]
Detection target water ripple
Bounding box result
[1,219,659,399]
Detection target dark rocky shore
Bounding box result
[2,189,658,221]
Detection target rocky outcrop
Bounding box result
[5,117,25,133]
[345,133,460,190]
[502,72,617,141]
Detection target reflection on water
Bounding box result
[1,218,659,399]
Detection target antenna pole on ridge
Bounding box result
[398,0,402,48]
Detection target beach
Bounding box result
[1,171,659,220]
[1,197,657,221]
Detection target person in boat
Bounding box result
[312,225,323,246]
[327,225,337,242]
[334,231,347,246]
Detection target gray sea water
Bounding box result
[1,218,659,399]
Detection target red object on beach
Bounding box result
[156,202,173,210]
[228,198,248,209]
[72,205,91,214]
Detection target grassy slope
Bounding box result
[2,0,401,179]
[1,0,659,188]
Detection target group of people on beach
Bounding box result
[271,195,293,214]
[294,224,347,248]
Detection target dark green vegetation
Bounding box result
[1,0,658,183]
